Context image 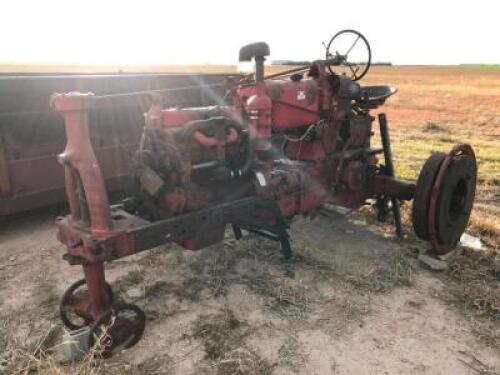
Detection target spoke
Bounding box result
[74,302,92,318]
[347,64,357,78]
[69,292,87,308]
[345,35,361,57]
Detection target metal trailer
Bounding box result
[0,72,236,216]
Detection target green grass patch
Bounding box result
[459,64,500,70]
[391,137,500,182]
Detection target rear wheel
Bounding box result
[412,152,446,240]
[412,145,477,255]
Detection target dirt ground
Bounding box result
[0,203,499,374]
[1,66,500,374]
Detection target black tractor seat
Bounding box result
[361,85,397,108]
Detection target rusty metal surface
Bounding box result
[412,152,446,240]
[0,72,237,216]
[428,144,477,254]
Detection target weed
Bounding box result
[423,121,447,133]
[443,248,500,347]
[346,249,414,293]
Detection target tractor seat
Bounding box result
[361,85,397,107]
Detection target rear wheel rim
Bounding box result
[428,144,477,254]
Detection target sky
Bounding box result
[1,0,499,66]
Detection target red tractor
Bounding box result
[51,30,477,354]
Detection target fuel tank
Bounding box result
[264,79,319,130]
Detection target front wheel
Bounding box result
[89,303,146,357]
[60,279,114,330]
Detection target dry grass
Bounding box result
[268,279,311,318]
[447,253,500,320]
[191,309,274,375]
[345,248,415,293]
[444,248,500,348]
[3,312,157,375]
[6,329,104,375]
[360,66,500,249]
[12,351,101,375]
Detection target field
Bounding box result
[361,66,500,249]
[0,66,499,374]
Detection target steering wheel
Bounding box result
[325,29,371,81]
